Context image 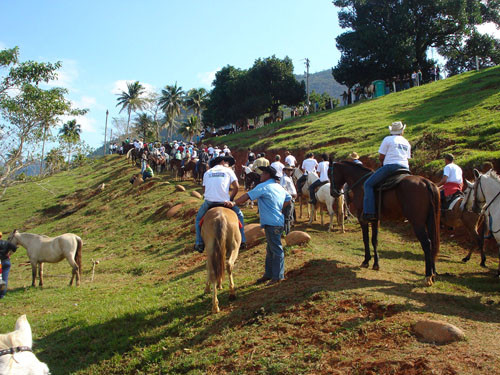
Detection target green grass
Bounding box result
[1,156,500,374]
[218,66,500,174]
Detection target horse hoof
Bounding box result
[361,262,369,268]
[480,262,487,268]
[424,276,434,286]
[212,307,220,314]
[461,257,470,263]
[372,264,380,271]
[229,294,237,301]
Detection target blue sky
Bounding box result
[0,0,343,148]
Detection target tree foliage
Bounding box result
[133,113,154,141]
[116,81,147,136]
[159,83,185,139]
[179,115,202,142]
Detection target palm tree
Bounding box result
[158,82,185,140]
[59,119,81,164]
[179,115,202,142]
[116,81,146,137]
[185,88,208,121]
[133,113,153,141]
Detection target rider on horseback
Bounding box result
[437,153,463,208]
[308,153,330,205]
[296,152,318,195]
[194,155,246,253]
[363,121,411,222]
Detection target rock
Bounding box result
[190,191,202,199]
[166,204,183,218]
[175,185,186,192]
[413,320,465,344]
[133,176,144,187]
[245,224,266,246]
[285,231,311,246]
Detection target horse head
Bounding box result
[7,229,18,244]
[329,163,347,198]
[0,315,50,375]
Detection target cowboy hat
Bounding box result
[258,166,280,180]
[283,165,294,171]
[389,121,406,135]
[209,156,235,168]
[349,152,360,160]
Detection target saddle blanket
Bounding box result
[199,215,243,229]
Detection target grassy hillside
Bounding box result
[221,66,500,174]
[1,156,500,374]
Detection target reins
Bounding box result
[330,163,372,197]
[0,346,32,357]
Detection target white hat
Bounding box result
[389,121,406,135]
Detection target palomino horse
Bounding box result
[441,181,486,267]
[467,169,500,277]
[292,168,314,219]
[308,177,345,233]
[201,207,241,313]
[0,315,50,375]
[329,161,440,285]
[8,230,83,287]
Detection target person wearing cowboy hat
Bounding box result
[231,166,292,285]
[348,152,363,165]
[362,121,411,222]
[194,155,246,253]
[0,231,18,298]
[281,166,297,234]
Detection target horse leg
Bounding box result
[361,222,371,267]
[371,222,379,270]
[31,263,37,287]
[308,205,315,225]
[65,253,79,286]
[299,197,303,219]
[496,243,500,279]
[212,281,220,313]
[39,262,44,287]
[320,204,324,226]
[413,225,434,285]
[338,197,345,233]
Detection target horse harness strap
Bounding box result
[0,346,32,357]
[333,171,373,197]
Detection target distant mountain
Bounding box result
[295,69,346,99]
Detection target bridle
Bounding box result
[0,346,32,357]
[329,163,372,197]
[472,175,500,215]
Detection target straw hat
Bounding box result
[349,152,360,160]
[389,121,406,135]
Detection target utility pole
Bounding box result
[305,58,310,106]
[475,56,479,71]
[103,109,109,156]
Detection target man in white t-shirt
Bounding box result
[270,155,285,178]
[207,144,214,156]
[223,145,231,154]
[363,121,411,221]
[194,155,246,252]
[308,153,330,205]
[437,153,463,206]
[296,152,318,194]
[284,151,297,167]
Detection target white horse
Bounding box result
[292,169,315,219]
[0,315,50,375]
[310,182,345,233]
[8,230,83,287]
[466,169,500,277]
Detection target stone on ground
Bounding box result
[175,184,186,192]
[166,204,183,218]
[190,191,202,199]
[413,319,465,344]
[285,231,311,246]
[245,224,266,246]
[133,176,143,187]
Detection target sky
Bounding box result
[1,1,498,149]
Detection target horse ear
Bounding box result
[14,315,33,347]
[466,180,473,188]
[473,169,481,179]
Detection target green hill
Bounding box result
[295,69,346,98]
[223,66,500,174]
[1,155,500,374]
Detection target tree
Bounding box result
[179,115,202,142]
[133,113,154,141]
[144,92,164,141]
[185,88,209,123]
[45,147,65,174]
[158,83,185,140]
[115,81,146,137]
[59,119,81,165]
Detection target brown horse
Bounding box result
[201,207,241,313]
[170,159,182,180]
[195,161,208,183]
[329,161,440,285]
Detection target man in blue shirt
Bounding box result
[0,232,17,298]
[232,166,291,285]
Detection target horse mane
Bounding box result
[486,170,500,186]
[339,160,373,173]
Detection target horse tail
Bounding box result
[424,179,440,262]
[75,236,83,277]
[211,213,227,285]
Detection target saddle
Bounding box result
[442,191,463,210]
[374,169,411,191]
[199,203,243,228]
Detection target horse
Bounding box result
[467,169,500,277]
[181,159,197,180]
[0,315,50,375]
[329,161,440,286]
[201,207,241,313]
[242,167,260,191]
[195,161,208,183]
[8,230,83,287]
[170,158,182,180]
[441,180,486,267]
[309,180,345,233]
[292,169,315,219]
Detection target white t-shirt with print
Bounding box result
[203,165,237,202]
[317,161,330,182]
[285,155,297,167]
[302,158,318,174]
[443,163,463,184]
[270,161,285,178]
[378,136,411,168]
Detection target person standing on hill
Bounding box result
[270,155,285,178]
[308,153,330,205]
[0,232,17,299]
[363,121,411,222]
[437,154,463,206]
[284,151,297,167]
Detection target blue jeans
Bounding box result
[141,160,147,173]
[363,164,408,214]
[0,259,11,298]
[195,201,246,245]
[142,171,153,180]
[264,226,285,280]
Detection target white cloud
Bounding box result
[111,80,156,97]
[46,59,79,90]
[477,22,500,38]
[197,68,220,87]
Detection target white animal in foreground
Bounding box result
[0,315,50,375]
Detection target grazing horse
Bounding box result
[0,315,50,375]
[467,169,500,278]
[329,161,440,285]
[8,230,83,287]
[201,207,241,313]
